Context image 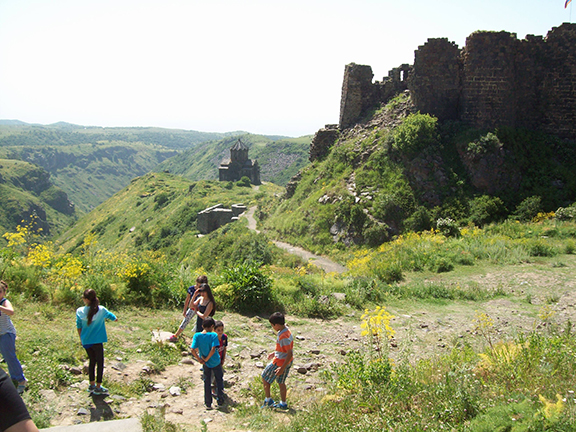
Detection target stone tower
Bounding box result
[218,139,261,185]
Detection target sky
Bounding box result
[0,0,573,137]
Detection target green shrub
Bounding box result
[217,262,274,314]
[236,176,251,187]
[525,239,558,257]
[466,131,502,155]
[404,206,432,233]
[373,261,403,283]
[512,195,542,222]
[363,223,390,247]
[392,113,439,155]
[469,195,506,226]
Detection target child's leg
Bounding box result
[278,382,287,403]
[203,366,213,407]
[85,346,97,385]
[213,364,225,404]
[175,309,194,336]
[0,333,25,382]
[262,378,272,398]
[93,344,105,385]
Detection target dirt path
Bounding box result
[242,206,348,274]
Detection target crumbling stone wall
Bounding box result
[409,38,461,122]
[309,124,339,162]
[338,23,576,141]
[197,203,247,234]
[339,64,378,129]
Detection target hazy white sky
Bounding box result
[0,0,572,137]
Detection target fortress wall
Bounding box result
[541,24,576,140]
[409,38,461,121]
[460,31,518,129]
[339,64,377,129]
[338,24,576,141]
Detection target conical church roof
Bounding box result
[230,138,249,151]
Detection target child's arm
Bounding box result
[220,347,227,365]
[182,293,191,315]
[203,346,217,364]
[191,347,204,364]
[275,349,293,376]
[196,302,213,319]
[0,299,15,316]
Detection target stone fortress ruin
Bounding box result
[335,23,576,141]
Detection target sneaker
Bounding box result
[88,384,96,393]
[261,398,274,408]
[92,386,109,395]
[205,405,213,410]
[273,401,288,410]
[17,381,27,395]
[168,335,178,343]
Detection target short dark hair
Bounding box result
[202,317,216,329]
[214,320,224,329]
[269,312,285,326]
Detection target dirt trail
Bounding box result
[242,206,348,274]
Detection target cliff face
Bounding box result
[338,23,576,141]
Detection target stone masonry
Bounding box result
[337,23,576,141]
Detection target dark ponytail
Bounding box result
[83,289,99,325]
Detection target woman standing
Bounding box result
[76,289,117,395]
[0,280,27,395]
[193,284,216,333]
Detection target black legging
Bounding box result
[85,343,104,384]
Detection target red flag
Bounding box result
[566,0,572,8]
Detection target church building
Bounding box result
[218,139,261,185]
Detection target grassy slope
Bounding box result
[55,171,284,258]
[261,100,576,261]
[0,159,76,236]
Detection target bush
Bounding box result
[392,113,439,155]
[236,176,251,187]
[556,205,576,221]
[436,217,460,237]
[466,131,502,155]
[217,262,274,314]
[404,206,432,232]
[363,223,390,247]
[469,195,506,226]
[512,196,542,222]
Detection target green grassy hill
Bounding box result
[0,159,77,236]
[260,94,576,258]
[155,133,311,186]
[56,171,284,260]
[0,123,244,213]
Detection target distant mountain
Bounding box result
[0,123,247,213]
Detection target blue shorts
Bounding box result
[261,362,291,384]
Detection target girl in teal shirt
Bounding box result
[76,289,117,395]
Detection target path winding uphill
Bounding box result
[243,206,348,274]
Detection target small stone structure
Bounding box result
[338,23,576,141]
[219,139,261,185]
[197,203,247,234]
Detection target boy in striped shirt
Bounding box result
[261,312,293,410]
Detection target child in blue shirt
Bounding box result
[76,289,117,395]
[190,317,224,409]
